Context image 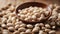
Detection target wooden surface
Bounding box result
[0,0,60,34]
[0,0,60,8]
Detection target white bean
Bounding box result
[39,30,44,34]
[8,27,14,32]
[25,29,32,34]
[15,21,23,25]
[52,26,56,29]
[49,30,56,34]
[20,24,26,28]
[15,25,20,30]
[45,29,51,32]
[1,24,7,28]
[32,27,40,32]
[13,31,19,34]
[39,23,44,27]
[18,27,26,32]
[35,23,40,27]
[3,30,8,34]
[20,32,26,34]
[7,23,13,27]
[27,24,33,29]
[45,24,51,28]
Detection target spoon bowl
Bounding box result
[16,2,52,24]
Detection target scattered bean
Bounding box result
[32,27,40,32]
[25,29,32,34]
[7,23,13,27]
[45,24,51,28]
[8,27,14,32]
[2,29,8,34]
[20,24,26,28]
[20,32,26,34]
[1,24,7,29]
[18,27,26,32]
[27,24,33,29]
[13,31,19,34]
[49,30,56,34]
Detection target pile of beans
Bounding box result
[0,4,60,34]
[18,6,51,22]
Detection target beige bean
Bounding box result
[1,24,7,29]
[50,22,56,26]
[13,31,19,34]
[8,5,15,11]
[3,29,8,34]
[15,25,20,30]
[27,24,33,29]
[45,24,51,28]
[8,27,14,32]
[15,21,23,25]
[52,26,56,29]
[44,29,51,32]
[57,21,60,26]
[20,24,26,28]
[41,27,46,30]
[18,27,26,32]
[49,30,56,34]
[39,23,44,27]
[39,30,44,34]
[20,32,26,34]
[25,29,32,34]
[7,23,13,27]
[1,18,7,23]
[32,27,40,32]
[35,23,40,27]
